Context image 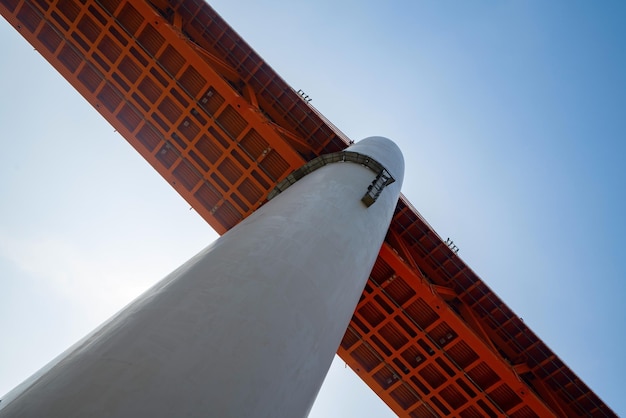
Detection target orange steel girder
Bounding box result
[0,0,617,417]
[339,243,554,417]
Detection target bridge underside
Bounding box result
[0,0,615,416]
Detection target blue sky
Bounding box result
[1,1,624,416]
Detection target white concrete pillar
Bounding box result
[0,136,404,417]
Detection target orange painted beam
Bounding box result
[338,243,557,417]
[0,0,304,234]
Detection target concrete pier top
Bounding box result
[347,136,405,187]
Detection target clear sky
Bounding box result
[1,1,625,416]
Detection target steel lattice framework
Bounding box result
[0,0,616,416]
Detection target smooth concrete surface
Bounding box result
[0,136,404,418]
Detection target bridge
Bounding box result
[0,0,618,416]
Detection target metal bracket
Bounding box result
[267,150,395,207]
